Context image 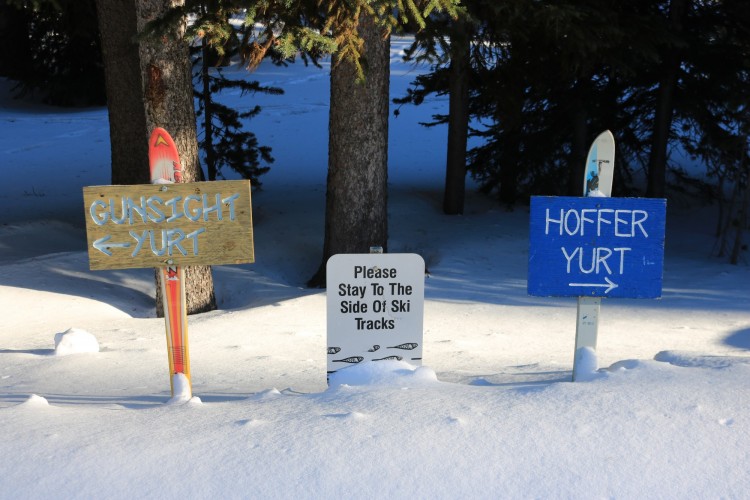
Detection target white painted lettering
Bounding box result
[166,229,187,256]
[149,230,167,256]
[165,196,184,223]
[130,229,149,256]
[596,247,613,274]
[184,194,203,222]
[90,200,109,225]
[561,246,632,275]
[546,209,564,235]
[202,194,222,221]
[222,193,240,221]
[185,228,205,254]
[597,209,613,236]
[562,246,578,273]
[580,209,596,235]
[615,210,630,237]
[614,247,631,273]
[564,209,580,236]
[146,196,166,222]
[632,210,648,237]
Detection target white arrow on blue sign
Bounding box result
[528,196,667,299]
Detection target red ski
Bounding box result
[148,127,190,396]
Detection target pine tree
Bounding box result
[179,1,460,287]
[397,0,724,204]
[190,7,283,184]
[676,0,750,263]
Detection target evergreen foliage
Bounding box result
[397,0,750,223]
[2,0,105,106]
[152,0,459,82]
[676,0,750,262]
[190,7,283,185]
[193,55,282,184]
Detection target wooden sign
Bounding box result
[326,253,425,376]
[83,180,254,270]
[528,196,666,299]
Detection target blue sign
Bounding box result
[528,196,666,298]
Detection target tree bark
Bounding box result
[498,76,524,207]
[443,18,472,215]
[96,0,216,315]
[95,0,150,185]
[646,0,688,198]
[568,80,589,196]
[308,13,390,287]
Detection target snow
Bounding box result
[1,37,749,498]
[167,373,200,405]
[54,327,100,356]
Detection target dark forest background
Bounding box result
[2,0,748,263]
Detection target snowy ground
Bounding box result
[1,38,749,499]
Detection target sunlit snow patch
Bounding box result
[54,328,99,356]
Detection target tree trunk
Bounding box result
[730,146,749,265]
[498,128,521,207]
[95,0,150,185]
[646,66,679,198]
[498,78,524,207]
[308,13,390,287]
[646,0,688,198]
[443,18,472,215]
[96,0,216,315]
[569,108,588,195]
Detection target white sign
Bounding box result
[326,253,425,375]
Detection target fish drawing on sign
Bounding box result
[327,347,342,355]
[373,356,403,361]
[388,343,419,350]
[367,345,380,352]
[333,356,364,364]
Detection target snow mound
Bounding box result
[18,394,50,407]
[327,360,439,388]
[573,346,601,381]
[654,351,750,369]
[251,388,282,400]
[54,328,99,356]
[166,373,202,405]
[606,359,646,372]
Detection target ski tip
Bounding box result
[595,129,614,142]
[149,127,174,149]
[148,127,182,184]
